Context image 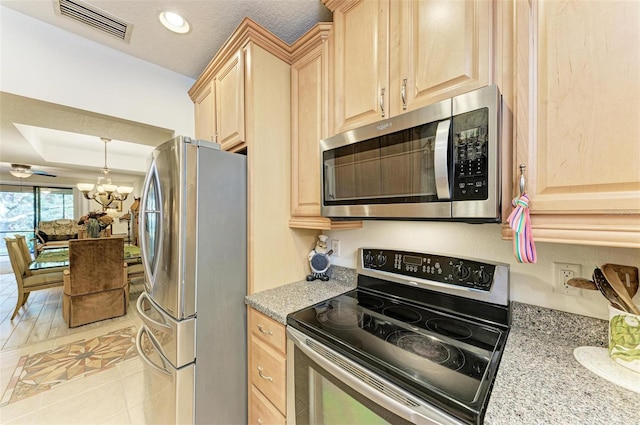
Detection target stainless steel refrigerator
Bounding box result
[134,136,247,424]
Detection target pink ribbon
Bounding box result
[507,193,537,263]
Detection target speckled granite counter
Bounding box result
[245,269,640,424]
[485,303,640,425]
[245,266,356,324]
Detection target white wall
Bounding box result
[0,6,195,136]
[326,221,640,320]
[1,6,192,236]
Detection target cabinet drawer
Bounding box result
[249,384,286,425]
[249,308,286,354]
[250,336,286,415]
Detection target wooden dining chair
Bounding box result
[14,234,33,264]
[14,234,66,275]
[4,238,65,320]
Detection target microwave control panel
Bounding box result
[452,108,489,201]
[361,248,496,292]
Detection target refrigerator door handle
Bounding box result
[136,326,171,376]
[137,292,173,334]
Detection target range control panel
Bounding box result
[361,248,497,292]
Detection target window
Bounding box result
[0,184,74,256]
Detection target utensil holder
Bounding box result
[608,305,640,373]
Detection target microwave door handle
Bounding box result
[434,120,451,200]
[325,164,335,200]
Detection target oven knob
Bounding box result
[376,253,387,266]
[473,269,492,285]
[364,252,375,266]
[452,264,470,280]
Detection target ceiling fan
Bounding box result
[5,163,57,178]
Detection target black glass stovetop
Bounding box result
[287,278,510,424]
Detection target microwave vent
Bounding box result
[53,0,132,42]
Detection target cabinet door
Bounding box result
[513,0,640,247]
[333,0,389,133]
[215,50,245,151]
[250,385,285,425]
[394,0,491,113]
[289,24,363,230]
[250,336,286,415]
[194,82,215,142]
[291,44,327,217]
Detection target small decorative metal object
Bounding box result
[306,235,333,282]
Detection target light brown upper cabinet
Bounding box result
[325,0,493,134]
[509,0,640,248]
[215,50,245,151]
[194,81,215,142]
[190,40,245,152]
[289,24,362,230]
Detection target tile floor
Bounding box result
[0,270,152,424]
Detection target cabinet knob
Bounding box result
[380,87,386,118]
[258,419,264,425]
[257,323,273,335]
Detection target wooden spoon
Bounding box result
[568,265,638,298]
[593,268,628,312]
[603,263,639,298]
[567,278,597,290]
[602,264,640,314]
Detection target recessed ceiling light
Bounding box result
[159,11,190,34]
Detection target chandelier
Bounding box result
[77,137,133,209]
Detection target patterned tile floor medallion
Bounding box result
[0,327,137,406]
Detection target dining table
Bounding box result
[29,245,142,271]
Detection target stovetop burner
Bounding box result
[316,301,369,330]
[427,318,474,340]
[386,331,465,371]
[287,248,511,425]
[357,295,384,310]
[382,305,422,323]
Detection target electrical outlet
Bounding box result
[553,263,582,295]
[331,239,341,257]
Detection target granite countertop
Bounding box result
[245,266,357,324]
[485,303,640,425]
[245,268,640,424]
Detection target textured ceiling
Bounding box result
[0,0,332,183]
[0,0,333,79]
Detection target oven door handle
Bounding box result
[287,327,464,425]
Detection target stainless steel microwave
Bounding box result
[320,85,502,222]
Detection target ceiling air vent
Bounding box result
[53,0,133,42]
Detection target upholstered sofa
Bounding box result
[35,219,82,254]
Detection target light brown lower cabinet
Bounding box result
[250,385,286,425]
[248,307,287,424]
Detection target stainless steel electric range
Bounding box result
[286,248,510,425]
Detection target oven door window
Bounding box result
[323,121,443,206]
[292,344,413,425]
